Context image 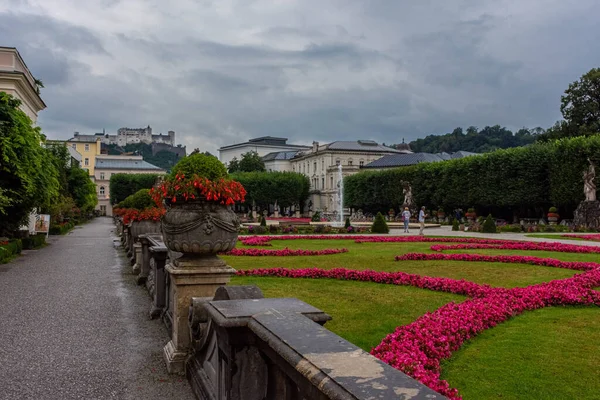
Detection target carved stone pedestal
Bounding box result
[163,255,236,374]
[132,243,142,274]
[574,200,600,229]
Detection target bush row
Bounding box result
[231,172,310,211]
[49,222,75,235]
[239,224,370,235]
[22,234,46,250]
[345,135,600,218]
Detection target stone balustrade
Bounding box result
[115,218,447,399]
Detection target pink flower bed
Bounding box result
[563,234,600,241]
[226,248,348,256]
[397,252,600,271]
[235,239,600,398]
[430,242,600,254]
[239,235,514,247]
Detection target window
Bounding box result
[307,163,310,174]
[322,160,324,170]
[330,176,333,188]
[335,159,340,166]
[359,160,364,167]
[84,144,90,151]
[322,178,325,189]
[314,162,317,172]
[99,186,105,195]
[84,158,89,166]
[348,160,353,166]
[100,172,105,180]
[71,143,76,149]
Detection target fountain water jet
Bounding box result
[337,164,344,227]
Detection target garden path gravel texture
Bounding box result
[0,218,196,400]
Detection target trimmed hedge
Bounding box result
[371,212,390,233]
[109,174,162,205]
[231,171,310,211]
[0,239,22,263]
[345,135,600,218]
[117,189,154,210]
[482,214,498,233]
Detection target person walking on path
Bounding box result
[419,206,427,235]
[401,207,411,233]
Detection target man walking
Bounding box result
[419,206,426,236]
[401,207,411,233]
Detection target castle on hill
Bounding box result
[71,125,175,147]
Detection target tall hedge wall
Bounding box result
[109,174,161,205]
[344,135,600,218]
[231,171,310,210]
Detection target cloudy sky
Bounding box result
[2,0,599,154]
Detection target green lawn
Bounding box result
[525,233,586,241]
[231,276,463,351]
[223,240,581,288]
[441,306,600,400]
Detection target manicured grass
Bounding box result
[223,240,580,288]
[525,233,586,241]
[441,306,600,400]
[231,276,464,351]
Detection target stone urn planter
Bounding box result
[162,200,240,259]
[130,220,162,241]
[547,207,559,225]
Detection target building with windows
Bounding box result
[94,155,165,216]
[66,137,102,176]
[0,46,46,123]
[218,136,311,167]
[284,140,408,211]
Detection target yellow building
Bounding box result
[66,136,102,177]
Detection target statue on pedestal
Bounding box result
[583,158,596,202]
[402,181,414,209]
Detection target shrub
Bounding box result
[252,226,267,235]
[109,173,161,205]
[371,212,390,234]
[311,211,321,222]
[499,224,523,233]
[549,206,558,213]
[314,225,325,233]
[118,189,154,210]
[452,219,459,231]
[170,153,228,181]
[482,214,498,233]
[344,217,351,229]
[268,224,279,234]
[0,239,23,263]
[21,234,46,250]
[260,216,267,227]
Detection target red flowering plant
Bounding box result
[150,153,246,206]
[115,189,165,225]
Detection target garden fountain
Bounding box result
[337,164,344,227]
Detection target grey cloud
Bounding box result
[1,1,598,155]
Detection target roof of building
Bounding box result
[363,151,479,169]
[324,141,404,153]
[67,134,101,143]
[219,137,311,150]
[262,150,301,161]
[94,158,164,171]
[67,146,82,162]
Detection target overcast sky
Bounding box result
[2,0,599,154]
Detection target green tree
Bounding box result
[228,157,240,173]
[371,212,389,234]
[67,166,98,213]
[0,92,60,236]
[238,151,266,172]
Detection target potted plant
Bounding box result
[437,208,445,220]
[547,207,560,224]
[465,207,477,220]
[150,154,246,258]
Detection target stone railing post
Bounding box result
[149,244,168,319]
[132,242,142,274]
[137,234,151,285]
[163,255,236,374]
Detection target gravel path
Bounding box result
[0,218,195,400]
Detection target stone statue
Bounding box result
[583,158,596,202]
[402,181,414,208]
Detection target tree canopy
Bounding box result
[228,151,266,172]
[0,92,60,235]
[406,125,540,153]
[537,67,600,142]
